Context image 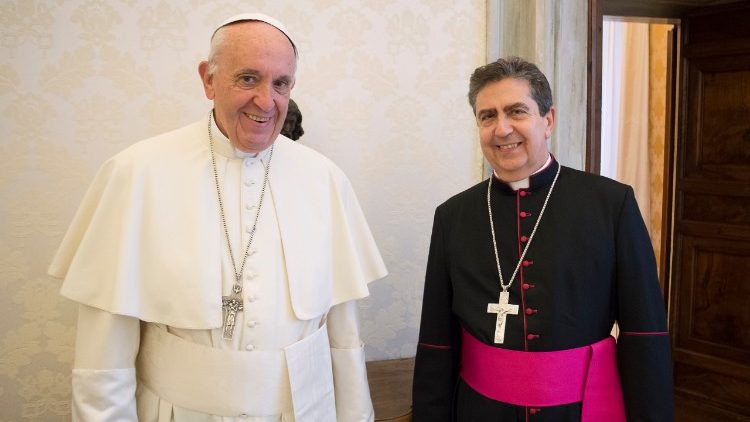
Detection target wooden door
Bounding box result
[671,2,750,420]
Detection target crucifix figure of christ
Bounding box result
[222,295,244,340]
[487,290,518,344]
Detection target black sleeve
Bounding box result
[412,208,461,422]
[615,187,675,421]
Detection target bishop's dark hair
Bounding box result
[468,56,553,116]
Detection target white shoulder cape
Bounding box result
[49,115,387,328]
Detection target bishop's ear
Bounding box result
[544,106,556,138]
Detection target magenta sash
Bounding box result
[460,329,626,421]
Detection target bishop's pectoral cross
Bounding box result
[222,295,243,340]
[487,291,518,344]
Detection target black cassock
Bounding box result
[412,159,674,421]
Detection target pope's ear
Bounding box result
[198,61,215,100]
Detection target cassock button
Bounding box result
[247,295,257,302]
[247,320,258,327]
[522,283,531,290]
[519,190,528,197]
[520,211,532,218]
[244,179,254,187]
[245,344,255,351]
[522,260,533,267]
[525,308,537,315]
[529,408,541,415]
[520,235,529,243]
[245,203,257,211]
[527,333,540,340]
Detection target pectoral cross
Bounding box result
[222,295,243,340]
[487,291,518,344]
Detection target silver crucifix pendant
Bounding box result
[222,284,243,340]
[222,296,243,339]
[487,290,519,344]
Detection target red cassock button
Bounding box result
[520,235,529,243]
[525,308,537,315]
[522,283,531,290]
[529,408,541,414]
[519,190,528,197]
[522,260,533,267]
[520,211,533,218]
[527,333,539,340]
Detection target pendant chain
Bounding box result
[208,111,273,292]
[487,164,561,293]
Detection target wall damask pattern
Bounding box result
[0,0,486,419]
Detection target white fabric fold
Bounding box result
[73,301,375,421]
[331,346,375,422]
[136,324,293,417]
[72,368,138,421]
[284,323,336,421]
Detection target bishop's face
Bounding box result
[475,78,555,182]
[199,21,296,153]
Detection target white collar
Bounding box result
[210,112,273,161]
[493,154,553,190]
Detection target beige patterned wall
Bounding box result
[0,1,486,419]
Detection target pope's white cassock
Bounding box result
[49,113,388,421]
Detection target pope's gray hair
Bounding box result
[206,26,227,76]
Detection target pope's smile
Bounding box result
[243,112,271,124]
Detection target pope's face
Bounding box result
[199,22,296,153]
[475,78,555,182]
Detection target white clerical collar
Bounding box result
[210,112,273,161]
[494,154,553,190]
